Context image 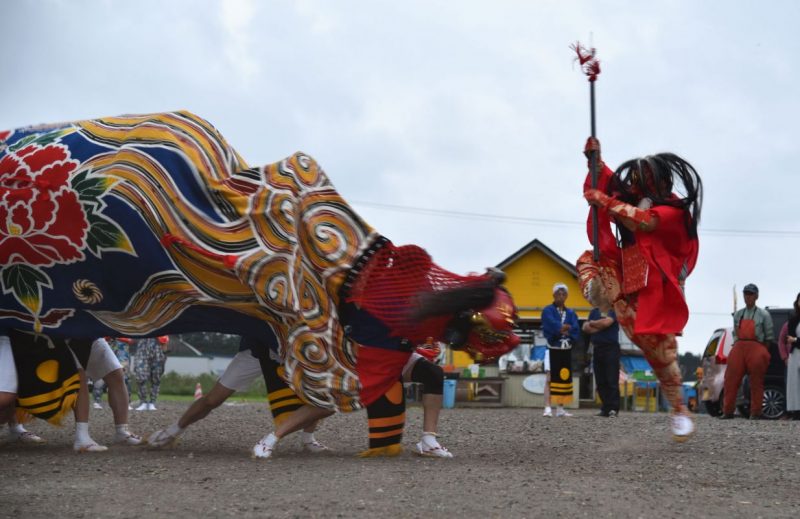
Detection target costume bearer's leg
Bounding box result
[359,380,405,457]
[258,356,304,427]
[408,360,452,458]
[254,357,332,457]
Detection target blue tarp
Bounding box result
[620,355,652,374]
[530,345,547,361]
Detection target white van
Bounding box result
[697,328,735,417]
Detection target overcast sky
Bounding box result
[2,0,798,355]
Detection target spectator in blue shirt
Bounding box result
[541,283,580,417]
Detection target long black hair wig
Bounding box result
[609,153,703,239]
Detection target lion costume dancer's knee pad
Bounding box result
[410,358,443,395]
[359,381,405,458]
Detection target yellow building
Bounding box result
[497,238,591,323]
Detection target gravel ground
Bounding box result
[1,403,799,519]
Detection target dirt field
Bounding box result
[1,403,798,518]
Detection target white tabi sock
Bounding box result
[75,422,92,445]
[421,432,440,448]
[300,431,316,444]
[167,422,185,437]
[262,432,278,448]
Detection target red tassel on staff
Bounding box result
[571,42,601,82]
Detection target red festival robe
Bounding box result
[585,165,698,335]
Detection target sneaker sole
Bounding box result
[116,438,144,446]
[414,450,453,458]
[671,432,694,443]
[251,450,274,460]
[671,426,696,443]
[74,445,109,453]
[146,434,179,449]
[14,435,46,444]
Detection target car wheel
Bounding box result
[761,386,786,420]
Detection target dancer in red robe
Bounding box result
[577,137,702,441]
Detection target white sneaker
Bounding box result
[147,403,157,411]
[555,408,573,417]
[671,414,695,442]
[74,441,109,453]
[302,439,331,453]
[148,429,180,448]
[415,441,453,458]
[10,430,45,444]
[542,406,552,417]
[135,403,148,411]
[252,433,278,459]
[114,431,143,446]
[92,402,103,410]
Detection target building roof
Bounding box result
[496,238,578,277]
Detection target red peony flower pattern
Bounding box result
[0,142,89,267]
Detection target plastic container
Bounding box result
[443,379,457,409]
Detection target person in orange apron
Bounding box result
[721,284,774,419]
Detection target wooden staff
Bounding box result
[572,42,601,260]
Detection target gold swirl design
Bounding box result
[71,111,377,411]
[251,190,297,254]
[72,279,103,304]
[299,192,372,271]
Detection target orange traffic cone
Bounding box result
[194,382,203,400]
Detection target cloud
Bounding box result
[2,0,800,355]
[219,0,259,85]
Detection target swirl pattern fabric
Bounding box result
[0,111,378,411]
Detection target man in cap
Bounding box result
[541,282,580,417]
[721,284,774,419]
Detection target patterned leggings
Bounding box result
[134,344,165,404]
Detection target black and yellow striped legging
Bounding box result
[259,355,406,456]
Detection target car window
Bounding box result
[769,309,790,335]
[703,334,721,358]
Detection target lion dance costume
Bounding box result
[0,112,519,448]
[576,143,702,440]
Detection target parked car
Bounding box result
[697,327,734,417]
[698,307,789,419]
